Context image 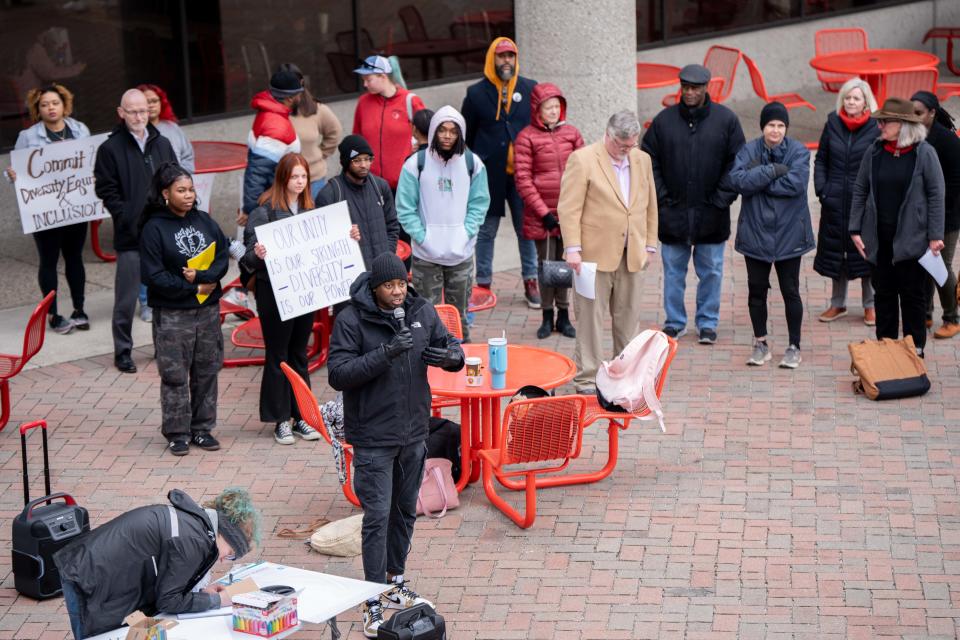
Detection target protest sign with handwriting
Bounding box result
[12,133,110,234]
[257,201,365,321]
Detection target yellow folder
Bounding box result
[186,241,216,304]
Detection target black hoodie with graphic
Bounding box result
[139,206,230,309]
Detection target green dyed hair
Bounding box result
[206,487,262,546]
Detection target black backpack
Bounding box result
[377,603,445,640]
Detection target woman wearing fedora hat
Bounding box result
[850,97,945,356]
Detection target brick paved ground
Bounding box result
[2,241,960,639]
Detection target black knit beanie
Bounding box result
[218,514,250,559]
[339,134,374,170]
[269,70,304,97]
[369,252,407,289]
[760,101,789,130]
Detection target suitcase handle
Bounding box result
[24,492,77,520]
[20,420,51,504]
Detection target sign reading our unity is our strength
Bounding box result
[11,133,111,234]
[257,201,365,321]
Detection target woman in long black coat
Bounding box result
[813,78,879,326]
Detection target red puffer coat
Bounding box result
[514,83,585,240]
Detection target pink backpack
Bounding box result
[595,329,670,432]
[417,458,459,518]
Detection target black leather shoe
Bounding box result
[168,439,189,456]
[192,432,221,451]
[115,353,137,373]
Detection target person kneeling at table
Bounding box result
[54,487,261,639]
[327,252,464,638]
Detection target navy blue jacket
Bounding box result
[461,75,537,217]
[327,274,464,448]
[813,112,877,279]
[730,136,814,262]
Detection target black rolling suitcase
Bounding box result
[11,420,89,599]
[378,603,446,639]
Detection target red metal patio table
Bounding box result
[809,49,939,96]
[636,62,682,89]
[428,343,576,492]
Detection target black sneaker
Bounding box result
[274,420,295,445]
[662,326,687,339]
[291,420,321,441]
[49,314,75,335]
[69,310,90,330]
[168,439,189,456]
[192,432,221,451]
[698,328,717,345]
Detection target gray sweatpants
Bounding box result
[155,304,222,439]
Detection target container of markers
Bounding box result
[232,590,299,637]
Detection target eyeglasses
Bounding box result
[121,108,149,118]
[224,553,236,561]
[358,59,388,73]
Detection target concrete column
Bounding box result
[515,0,637,142]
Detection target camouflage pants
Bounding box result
[412,256,472,342]
[154,304,222,439]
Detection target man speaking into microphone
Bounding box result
[327,251,464,637]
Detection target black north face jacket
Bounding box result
[327,273,464,448]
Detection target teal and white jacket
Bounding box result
[395,105,490,267]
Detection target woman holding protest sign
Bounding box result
[5,83,91,334]
[242,153,324,445]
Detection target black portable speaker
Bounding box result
[11,420,89,600]
[378,603,446,640]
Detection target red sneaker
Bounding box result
[523,279,541,309]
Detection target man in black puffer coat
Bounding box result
[642,64,745,345]
[316,135,399,271]
[327,252,463,637]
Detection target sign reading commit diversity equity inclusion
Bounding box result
[258,201,365,321]
[11,133,110,234]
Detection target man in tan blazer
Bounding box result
[557,110,659,393]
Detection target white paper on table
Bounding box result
[178,605,233,619]
[919,248,948,286]
[574,262,598,300]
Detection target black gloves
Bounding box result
[542,212,560,231]
[772,163,790,177]
[384,327,413,359]
[422,346,462,370]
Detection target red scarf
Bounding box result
[838,109,870,131]
[883,140,915,156]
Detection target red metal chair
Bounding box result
[0,292,55,433]
[280,362,359,507]
[479,396,587,528]
[877,68,938,105]
[431,304,463,417]
[743,54,816,111]
[223,308,331,372]
[495,334,679,495]
[468,286,497,312]
[814,28,869,92]
[219,278,256,324]
[703,45,742,103]
[90,220,116,262]
[936,82,960,103]
[661,77,724,107]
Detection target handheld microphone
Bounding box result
[393,307,406,330]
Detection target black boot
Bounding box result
[556,309,576,338]
[537,309,554,339]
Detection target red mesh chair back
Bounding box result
[433,304,463,340]
[0,292,55,381]
[814,28,868,91]
[743,54,770,101]
[879,68,938,105]
[703,45,741,103]
[500,396,586,468]
[280,362,335,446]
[399,5,429,41]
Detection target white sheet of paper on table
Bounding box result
[919,248,948,287]
[574,261,598,300]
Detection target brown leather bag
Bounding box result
[849,335,930,400]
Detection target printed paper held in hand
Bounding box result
[919,248,947,287]
[574,262,598,300]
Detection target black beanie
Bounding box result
[269,70,304,97]
[760,101,789,130]
[339,134,374,170]
[218,516,250,560]
[369,252,407,289]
